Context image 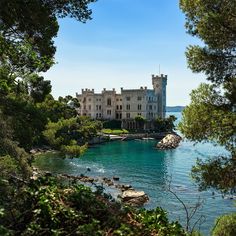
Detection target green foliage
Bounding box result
[0,95,47,149]
[61,142,87,157]
[37,95,77,122]
[179,0,236,107]
[103,119,122,129]
[211,213,236,236]
[134,115,146,130]
[0,112,32,179]
[179,84,236,154]
[134,208,185,236]
[192,156,236,193]
[27,74,52,103]
[179,84,236,193]
[43,116,102,156]
[179,0,236,193]
[0,0,96,75]
[154,115,177,132]
[0,175,187,236]
[102,129,129,135]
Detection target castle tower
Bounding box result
[152,74,167,118]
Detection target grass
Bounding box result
[102,129,129,134]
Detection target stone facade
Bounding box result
[76,74,167,121]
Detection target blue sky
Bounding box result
[43,0,205,106]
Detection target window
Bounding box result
[120,105,122,110]
[88,105,91,110]
[83,105,86,109]
[126,96,130,101]
[99,105,102,110]
[99,113,102,118]
[120,113,122,119]
[126,104,130,110]
[116,105,119,110]
[126,113,130,118]
[107,110,111,115]
[88,98,91,102]
[149,105,152,110]
[138,104,142,110]
[154,105,156,110]
[107,98,111,106]
[96,113,98,118]
[120,99,122,101]
[137,96,142,101]
[96,105,98,110]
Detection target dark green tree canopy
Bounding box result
[180,0,236,193]
[180,0,236,107]
[0,0,96,73]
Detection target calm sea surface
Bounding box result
[34,112,235,235]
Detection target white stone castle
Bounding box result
[76,74,167,122]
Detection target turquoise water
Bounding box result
[34,112,235,235]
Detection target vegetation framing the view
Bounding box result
[0,0,235,235]
[179,0,236,195]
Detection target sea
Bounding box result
[34,112,235,235]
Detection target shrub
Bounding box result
[211,213,236,236]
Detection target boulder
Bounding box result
[102,177,114,186]
[156,133,182,149]
[120,190,149,207]
[113,176,120,181]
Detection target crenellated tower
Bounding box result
[152,74,167,118]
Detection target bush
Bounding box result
[211,213,236,236]
[0,176,187,236]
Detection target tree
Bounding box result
[43,116,102,156]
[135,115,146,130]
[0,0,96,74]
[211,213,236,236]
[154,115,177,132]
[179,0,236,107]
[179,0,236,193]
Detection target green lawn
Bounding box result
[102,129,129,134]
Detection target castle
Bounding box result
[76,74,167,127]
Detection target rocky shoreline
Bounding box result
[156,133,182,149]
[32,168,149,207]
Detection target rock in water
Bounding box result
[156,133,182,149]
[120,190,149,206]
